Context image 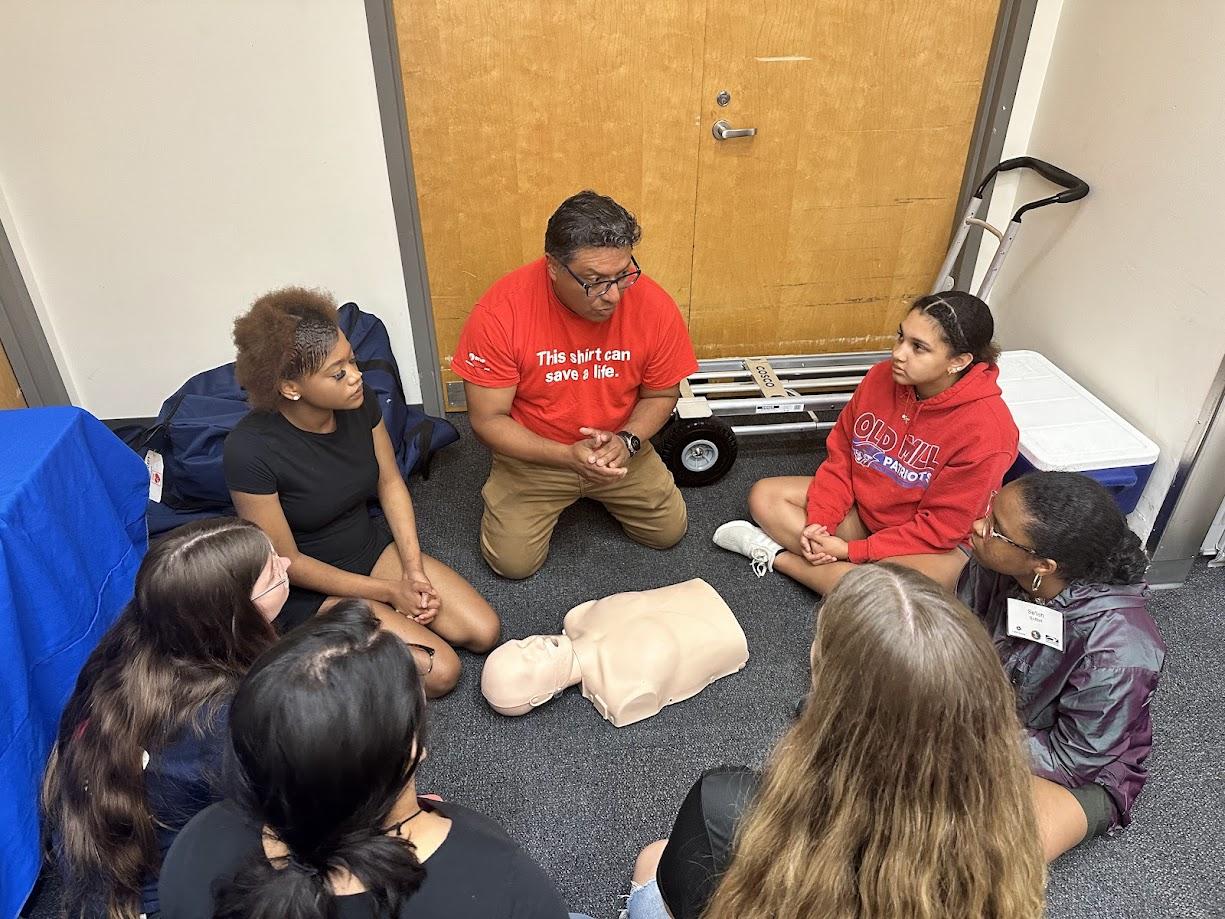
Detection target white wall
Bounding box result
[0,0,418,419]
[977,0,1225,540]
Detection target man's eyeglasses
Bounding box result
[561,256,641,299]
[407,642,436,675]
[983,490,1038,555]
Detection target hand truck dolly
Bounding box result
[656,157,1089,486]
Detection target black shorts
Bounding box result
[1070,782,1119,842]
[273,516,395,634]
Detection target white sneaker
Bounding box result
[713,520,784,577]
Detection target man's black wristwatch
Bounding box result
[617,430,641,457]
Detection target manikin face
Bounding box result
[282,330,364,411]
[546,246,637,323]
[481,634,576,714]
[891,309,970,392]
[250,551,291,622]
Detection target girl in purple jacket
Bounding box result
[959,471,1165,860]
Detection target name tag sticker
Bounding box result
[145,450,164,503]
[1006,597,1064,651]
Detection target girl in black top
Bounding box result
[224,287,500,696]
[41,518,284,918]
[158,601,570,919]
[628,564,1046,919]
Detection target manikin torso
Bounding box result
[481,579,749,727]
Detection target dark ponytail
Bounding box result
[215,600,428,919]
[216,859,332,919]
[217,834,425,919]
[910,291,1001,365]
[1015,472,1149,585]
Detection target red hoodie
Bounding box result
[806,359,1018,564]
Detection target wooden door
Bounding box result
[688,0,1000,357]
[0,340,25,410]
[394,0,708,409]
[393,0,999,404]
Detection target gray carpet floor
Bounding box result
[24,415,1225,917]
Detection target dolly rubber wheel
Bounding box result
[656,417,738,487]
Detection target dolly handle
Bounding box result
[975,157,1088,198]
[974,157,1090,221]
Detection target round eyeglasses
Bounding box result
[561,255,642,299]
[251,557,289,601]
[406,642,435,675]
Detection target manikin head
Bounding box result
[481,634,580,716]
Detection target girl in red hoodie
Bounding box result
[715,291,1018,594]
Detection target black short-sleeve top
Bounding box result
[656,766,760,919]
[223,387,385,568]
[157,798,570,919]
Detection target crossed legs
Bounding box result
[746,476,967,594]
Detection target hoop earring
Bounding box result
[1031,572,1043,593]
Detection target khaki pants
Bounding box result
[480,443,688,579]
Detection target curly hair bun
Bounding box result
[233,288,338,410]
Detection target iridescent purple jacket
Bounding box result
[959,561,1166,826]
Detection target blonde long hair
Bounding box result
[704,564,1044,919]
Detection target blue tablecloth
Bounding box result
[0,408,148,918]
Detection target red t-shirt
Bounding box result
[451,258,698,445]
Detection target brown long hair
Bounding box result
[704,564,1045,919]
[41,517,277,919]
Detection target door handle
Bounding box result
[712,119,757,141]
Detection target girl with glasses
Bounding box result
[714,291,1018,595]
[158,601,572,919]
[626,564,1045,919]
[961,471,1165,859]
[41,517,284,918]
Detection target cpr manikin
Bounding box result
[481,579,748,727]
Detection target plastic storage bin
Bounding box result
[996,351,1159,514]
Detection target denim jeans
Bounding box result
[623,878,671,919]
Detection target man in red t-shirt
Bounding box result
[451,190,699,578]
